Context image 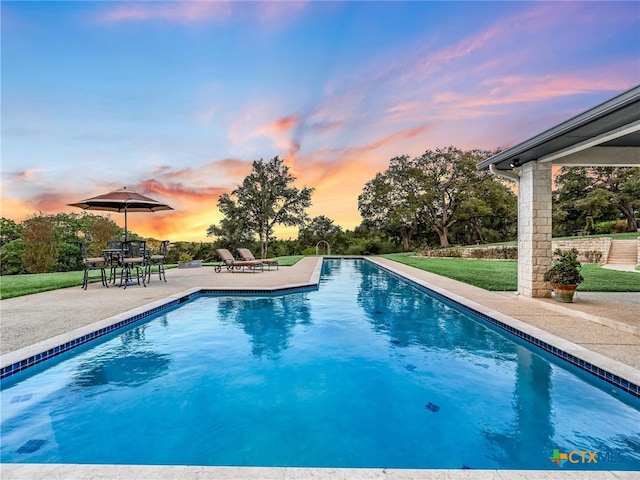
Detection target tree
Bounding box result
[554,167,640,233]
[358,155,430,251]
[298,215,345,252]
[414,147,500,247]
[206,194,256,248]
[21,214,58,273]
[210,156,314,258]
[452,175,517,245]
[359,147,503,249]
[1,217,22,246]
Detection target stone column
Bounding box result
[518,161,552,297]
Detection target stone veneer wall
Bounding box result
[552,237,612,264]
[518,162,552,298]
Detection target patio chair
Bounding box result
[236,247,279,270]
[78,242,109,290]
[119,240,147,288]
[105,240,123,284]
[146,240,169,282]
[215,248,263,273]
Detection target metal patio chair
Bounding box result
[78,242,108,290]
[146,240,169,282]
[119,240,147,288]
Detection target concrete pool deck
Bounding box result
[1,256,639,479]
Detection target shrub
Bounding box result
[582,250,603,263]
[21,215,58,274]
[0,239,27,275]
[178,252,193,263]
[594,221,617,234]
[612,220,628,234]
[419,248,462,258]
[584,216,595,235]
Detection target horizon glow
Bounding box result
[2,1,639,241]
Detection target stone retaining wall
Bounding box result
[420,237,618,264]
[552,237,612,264]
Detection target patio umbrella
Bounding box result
[68,187,173,241]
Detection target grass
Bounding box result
[383,252,640,292]
[552,232,640,241]
[383,253,518,290]
[1,253,636,299]
[0,271,85,300]
[0,255,306,300]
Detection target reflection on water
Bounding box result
[72,326,172,388]
[357,261,514,358]
[1,259,638,469]
[218,294,312,359]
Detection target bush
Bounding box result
[583,216,595,235]
[21,215,58,273]
[0,239,27,275]
[419,248,462,258]
[612,220,628,234]
[56,242,83,272]
[594,220,618,234]
[582,250,603,263]
[468,246,518,259]
[178,252,193,263]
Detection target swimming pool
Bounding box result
[1,259,639,469]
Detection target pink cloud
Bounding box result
[255,115,300,136]
[99,2,232,24]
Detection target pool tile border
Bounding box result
[2,256,639,400]
[366,258,640,399]
[0,283,318,381]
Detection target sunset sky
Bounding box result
[2,1,639,242]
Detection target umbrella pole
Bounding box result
[124,205,128,242]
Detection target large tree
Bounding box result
[297,215,345,253]
[554,166,640,233]
[210,156,314,258]
[359,147,510,248]
[358,155,427,251]
[414,147,500,247]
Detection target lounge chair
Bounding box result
[236,248,279,270]
[215,248,264,273]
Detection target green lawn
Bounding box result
[1,253,637,299]
[0,271,86,299]
[382,253,640,292]
[0,256,305,300]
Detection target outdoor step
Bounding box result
[606,239,638,265]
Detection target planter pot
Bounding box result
[551,283,577,303]
[178,260,203,269]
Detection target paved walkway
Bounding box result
[1,256,638,480]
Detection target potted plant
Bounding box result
[178,252,203,268]
[544,248,584,302]
[178,252,194,268]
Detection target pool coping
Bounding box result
[0,464,638,479]
[1,257,639,478]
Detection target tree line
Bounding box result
[2,149,638,275]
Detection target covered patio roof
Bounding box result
[478,84,640,171]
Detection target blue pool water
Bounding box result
[1,259,639,469]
